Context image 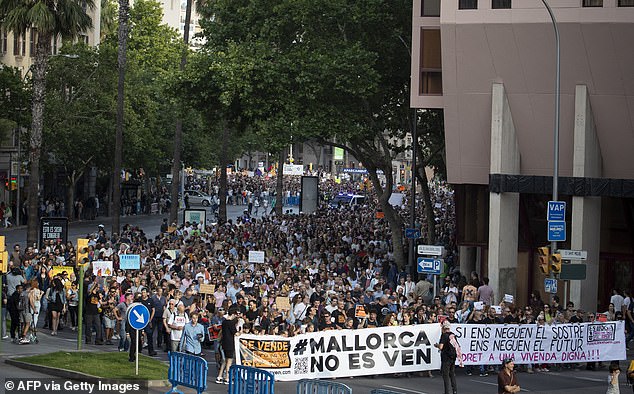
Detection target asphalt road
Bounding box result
[0,204,299,248]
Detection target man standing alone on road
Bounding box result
[435,321,463,394]
[498,358,521,394]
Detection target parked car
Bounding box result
[184,190,213,207]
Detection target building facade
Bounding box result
[411,0,634,310]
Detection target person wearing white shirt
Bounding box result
[610,289,624,316]
[168,304,189,352]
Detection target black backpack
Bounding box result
[18,291,29,312]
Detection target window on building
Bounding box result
[618,0,634,6]
[13,32,26,56]
[29,28,37,57]
[583,0,603,6]
[1,29,7,54]
[458,0,477,9]
[422,0,440,16]
[492,0,511,9]
[419,28,442,95]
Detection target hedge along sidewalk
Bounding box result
[6,351,169,386]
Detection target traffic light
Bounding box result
[0,235,6,273]
[537,246,550,275]
[77,238,89,265]
[4,176,16,190]
[550,253,562,274]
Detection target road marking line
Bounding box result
[382,384,427,394]
[575,376,605,382]
[469,379,530,392]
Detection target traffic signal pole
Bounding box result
[542,0,561,293]
[77,264,84,351]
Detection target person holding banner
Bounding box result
[497,358,520,394]
[435,321,463,394]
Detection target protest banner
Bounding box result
[199,284,215,294]
[354,304,367,318]
[119,254,141,270]
[165,250,178,260]
[50,265,73,278]
[453,322,626,365]
[92,261,113,277]
[235,324,441,381]
[249,250,265,264]
[235,322,626,380]
[276,296,291,311]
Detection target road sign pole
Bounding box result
[433,276,437,300]
[135,329,139,376]
[77,264,84,351]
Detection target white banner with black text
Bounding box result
[235,324,441,381]
[234,322,625,380]
[453,321,626,365]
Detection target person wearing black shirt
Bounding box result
[85,284,104,345]
[217,306,240,385]
[332,301,348,329]
[140,288,157,356]
[435,321,463,394]
[365,310,380,328]
[318,311,336,331]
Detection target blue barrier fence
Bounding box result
[296,379,352,394]
[228,365,275,394]
[166,351,208,394]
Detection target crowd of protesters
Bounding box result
[1,174,631,386]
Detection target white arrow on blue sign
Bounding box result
[547,201,566,221]
[405,228,421,239]
[127,302,150,330]
[417,258,442,275]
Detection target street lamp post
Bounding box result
[541,0,561,278]
[408,111,418,275]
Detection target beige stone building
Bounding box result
[411,0,634,310]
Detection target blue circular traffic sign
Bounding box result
[127,302,150,330]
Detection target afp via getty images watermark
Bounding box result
[4,379,148,394]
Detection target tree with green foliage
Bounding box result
[193,0,416,267]
[0,0,95,244]
[43,44,117,220]
[0,66,29,142]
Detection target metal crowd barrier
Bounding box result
[296,379,352,394]
[166,351,208,394]
[228,365,275,394]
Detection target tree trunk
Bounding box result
[416,169,436,244]
[66,173,75,221]
[275,150,284,216]
[218,124,229,223]
[26,31,52,246]
[169,0,192,224]
[113,0,129,235]
[367,164,406,269]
